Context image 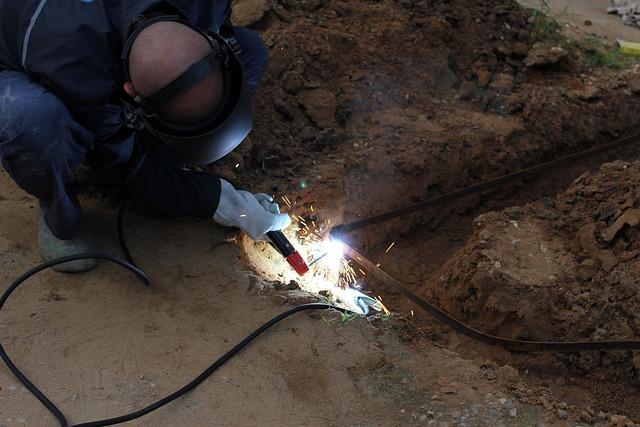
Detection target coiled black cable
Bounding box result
[116,201,138,269]
[0,250,345,426]
[0,254,149,427]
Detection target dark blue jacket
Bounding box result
[0,0,232,217]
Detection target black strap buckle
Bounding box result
[226,37,242,56]
[122,104,147,131]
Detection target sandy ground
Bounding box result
[0,169,560,426]
[519,0,640,42]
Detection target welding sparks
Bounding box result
[307,238,358,288]
[289,211,358,289]
[281,195,292,209]
[376,296,391,315]
[385,242,396,253]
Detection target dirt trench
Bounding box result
[227,0,640,424]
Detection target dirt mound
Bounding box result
[218,0,640,244]
[426,159,640,418]
[219,0,640,421]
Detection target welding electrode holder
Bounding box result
[266,231,309,276]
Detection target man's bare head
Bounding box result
[124,20,224,126]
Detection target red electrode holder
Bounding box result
[267,231,310,276]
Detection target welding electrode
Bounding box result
[266,231,309,276]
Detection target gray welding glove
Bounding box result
[213,179,291,241]
[337,287,382,315]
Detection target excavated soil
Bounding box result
[422,160,640,421]
[223,0,640,237]
[222,0,640,424]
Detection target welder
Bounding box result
[0,0,291,272]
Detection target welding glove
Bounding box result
[213,179,291,241]
[338,288,383,316]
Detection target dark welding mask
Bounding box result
[121,15,252,165]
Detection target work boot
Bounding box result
[37,202,97,273]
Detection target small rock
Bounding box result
[579,410,593,423]
[284,71,304,94]
[296,89,337,128]
[597,249,619,272]
[611,414,631,427]
[231,0,269,26]
[571,85,601,101]
[557,409,568,420]
[509,407,517,418]
[261,155,280,173]
[439,386,457,395]
[601,209,640,242]
[525,43,568,67]
[286,280,300,290]
[584,19,593,26]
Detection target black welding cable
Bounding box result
[0,254,150,427]
[332,132,640,235]
[116,201,137,268]
[0,252,345,426]
[73,303,346,427]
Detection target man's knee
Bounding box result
[0,74,90,193]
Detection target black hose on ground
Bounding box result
[0,253,345,426]
[0,254,149,427]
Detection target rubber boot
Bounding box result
[37,201,97,273]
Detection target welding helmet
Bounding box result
[121,15,253,165]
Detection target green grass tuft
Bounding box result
[530,0,563,43]
[583,37,634,69]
